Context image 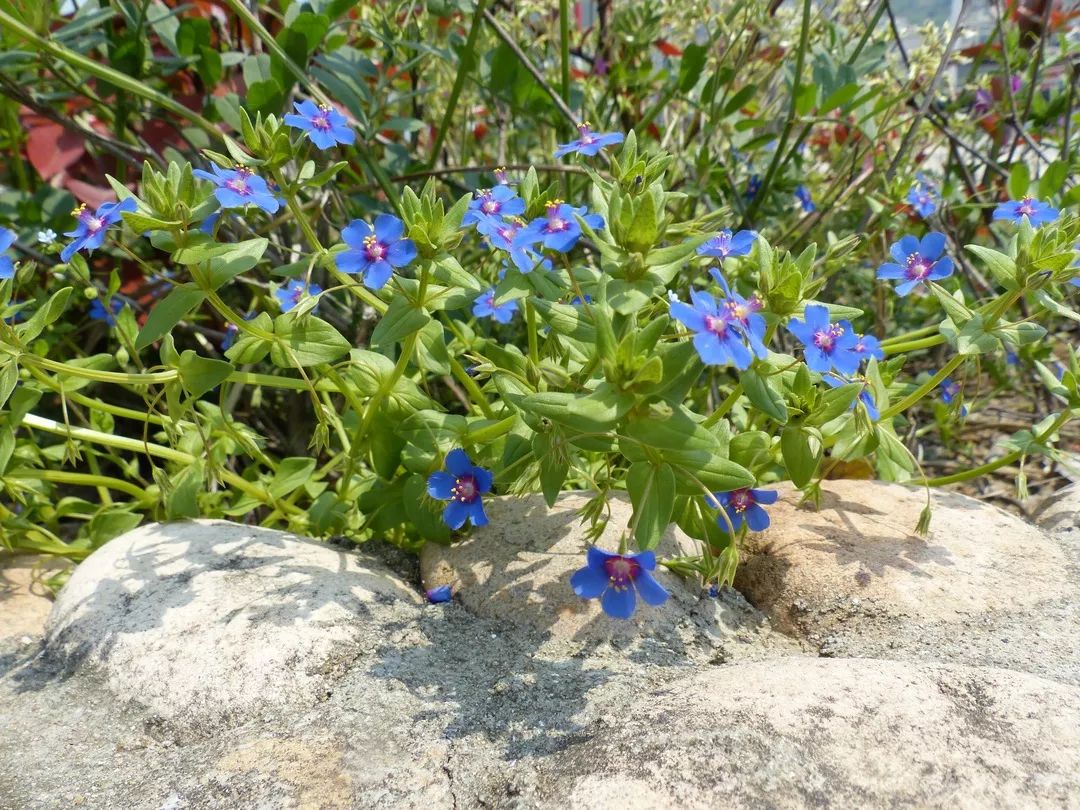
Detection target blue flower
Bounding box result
[907,181,938,218]
[744,174,761,201]
[795,184,815,213]
[283,99,355,150]
[473,288,518,324]
[89,296,123,326]
[823,373,879,421]
[697,229,756,261]
[515,201,603,254]
[554,122,624,158]
[876,232,953,296]
[852,332,884,362]
[221,322,239,350]
[462,185,525,227]
[939,377,967,415]
[335,214,417,290]
[275,279,323,313]
[992,197,1059,227]
[670,288,755,369]
[712,487,779,533]
[60,198,137,263]
[787,304,862,376]
[192,165,280,214]
[476,216,551,273]
[0,227,15,280]
[425,584,453,604]
[569,548,668,619]
[426,448,493,530]
[493,166,511,185]
[708,269,768,358]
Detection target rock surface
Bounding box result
[42,520,422,726]
[534,658,1080,809]
[2,488,1079,809]
[734,479,1079,684]
[0,556,62,641]
[420,493,799,661]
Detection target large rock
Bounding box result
[532,658,1080,808]
[41,519,422,727]
[733,480,1079,683]
[420,493,801,661]
[0,556,64,641]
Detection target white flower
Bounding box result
[37,229,57,245]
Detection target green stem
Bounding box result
[703,383,742,427]
[428,0,489,169]
[879,354,966,420]
[559,0,571,117]
[920,409,1073,486]
[525,299,540,366]
[0,11,220,139]
[10,469,154,502]
[882,334,945,355]
[879,324,940,348]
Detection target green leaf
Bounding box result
[178,350,233,397]
[781,425,822,487]
[136,285,206,350]
[166,461,204,519]
[208,238,268,289]
[678,43,707,92]
[742,369,788,423]
[1038,160,1069,200]
[722,84,757,117]
[270,314,351,368]
[403,474,452,542]
[15,287,72,342]
[269,457,316,498]
[532,431,569,507]
[370,296,430,348]
[805,382,861,427]
[966,244,1018,290]
[820,82,859,113]
[626,462,676,550]
[0,363,17,410]
[1007,161,1031,200]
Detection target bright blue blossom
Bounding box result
[787,305,862,376]
[708,269,768,358]
[823,373,879,421]
[476,216,551,273]
[939,377,968,416]
[670,288,755,369]
[515,201,603,254]
[463,185,525,227]
[336,214,417,290]
[426,448,493,530]
[0,228,15,280]
[283,100,355,150]
[795,185,815,213]
[221,322,239,350]
[473,288,518,324]
[89,296,123,326]
[425,585,453,604]
[570,547,668,620]
[193,165,280,214]
[698,229,756,262]
[712,487,779,533]
[554,122,624,158]
[876,232,953,296]
[992,197,1059,227]
[275,279,322,313]
[853,332,884,362]
[60,198,136,263]
[907,181,938,218]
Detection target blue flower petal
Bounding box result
[443,499,470,530]
[601,584,636,619]
[445,448,473,476]
[634,570,669,606]
[427,471,456,500]
[570,565,608,599]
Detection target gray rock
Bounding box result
[420,493,801,662]
[530,658,1080,808]
[733,480,1080,684]
[41,519,422,726]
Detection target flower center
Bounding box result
[225,176,250,196]
[363,234,386,261]
[84,216,104,234]
[481,199,500,214]
[704,314,730,336]
[1018,198,1036,216]
[312,112,331,131]
[452,474,478,503]
[546,200,569,232]
[729,488,754,512]
[603,555,641,590]
[905,252,933,280]
[813,323,844,351]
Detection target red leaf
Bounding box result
[25,120,84,180]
